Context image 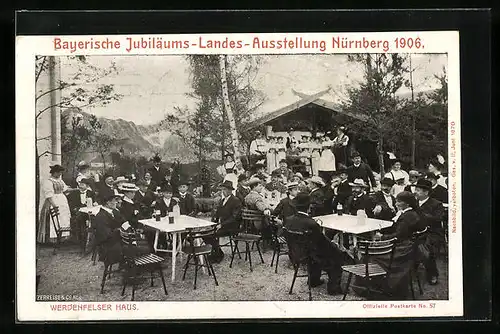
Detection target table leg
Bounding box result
[171,232,177,283]
[352,235,358,248]
[339,232,344,249]
[153,230,159,253]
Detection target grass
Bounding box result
[36,239,448,302]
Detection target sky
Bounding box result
[60,53,447,125]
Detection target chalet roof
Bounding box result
[245,88,370,130]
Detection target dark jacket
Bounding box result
[119,199,140,229]
[332,180,352,212]
[235,185,251,204]
[67,190,96,214]
[382,209,421,241]
[272,196,297,222]
[96,183,116,204]
[370,191,397,221]
[144,179,158,192]
[429,185,448,204]
[148,166,167,186]
[345,192,375,217]
[347,163,376,190]
[134,189,156,218]
[309,188,327,217]
[212,195,242,234]
[154,197,179,217]
[175,192,197,216]
[93,208,123,264]
[265,181,287,194]
[417,197,445,249]
[284,212,344,267]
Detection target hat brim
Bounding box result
[415,185,431,191]
[119,187,139,192]
[349,182,368,187]
[113,179,129,184]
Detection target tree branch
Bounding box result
[35,56,47,84]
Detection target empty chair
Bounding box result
[229,209,265,272]
[341,238,397,300]
[269,221,288,274]
[410,226,429,299]
[49,207,72,254]
[182,226,219,290]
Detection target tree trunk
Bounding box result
[409,54,416,168]
[219,55,242,167]
[377,136,385,176]
[101,152,106,171]
[35,145,40,233]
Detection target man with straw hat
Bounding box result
[306,176,327,217]
[272,181,299,222]
[347,151,376,191]
[118,182,141,229]
[345,178,373,217]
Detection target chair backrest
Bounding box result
[49,206,61,231]
[412,226,428,241]
[241,208,264,233]
[119,228,138,246]
[184,225,218,247]
[282,227,312,266]
[357,238,398,277]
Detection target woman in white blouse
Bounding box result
[38,164,76,243]
[384,159,410,185]
[332,126,349,167]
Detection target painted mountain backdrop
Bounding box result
[62,109,197,163]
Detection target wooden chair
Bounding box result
[409,226,428,299]
[229,208,265,272]
[341,237,397,301]
[181,226,219,290]
[49,207,71,254]
[119,229,168,301]
[269,219,288,274]
[282,227,313,301]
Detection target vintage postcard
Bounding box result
[16,30,462,321]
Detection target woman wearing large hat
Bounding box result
[38,164,76,243]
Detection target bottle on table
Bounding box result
[356,209,367,225]
[168,211,174,224]
[337,203,343,216]
[154,210,161,222]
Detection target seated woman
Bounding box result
[352,191,422,300]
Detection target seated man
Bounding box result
[175,179,197,216]
[134,179,156,219]
[272,159,295,183]
[272,181,299,223]
[235,173,251,204]
[426,172,448,204]
[414,179,445,285]
[284,193,344,295]
[404,170,421,194]
[153,183,179,217]
[370,177,397,221]
[345,178,374,217]
[331,167,352,213]
[118,182,141,229]
[93,193,125,264]
[67,178,97,242]
[266,170,288,194]
[244,177,272,241]
[306,176,327,217]
[251,160,271,183]
[206,180,242,263]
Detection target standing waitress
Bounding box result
[38,164,77,243]
[318,131,336,182]
[332,126,349,168]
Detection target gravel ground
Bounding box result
[36,240,448,302]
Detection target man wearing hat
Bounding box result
[272,181,299,222]
[370,177,397,221]
[118,182,141,229]
[251,160,271,183]
[356,191,421,300]
[426,172,448,204]
[134,179,156,218]
[414,179,446,285]
[113,176,129,193]
[97,173,115,204]
[153,183,179,217]
[235,173,251,204]
[345,179,374,217]
[175,178,197,216]
[307,176,328,217]
[404,170,422,193]
[272,159,294,183]
[207,180,243,263]
[75,161,93,189]
[244,178,272,217]
[67,178,97,243]
[331,167,352,213]
[266,169,288,194]
[148,154,168,186]
[223,159,239,196]
[347,151,376,191]
[284,193,344,295]
[93,193,126,264]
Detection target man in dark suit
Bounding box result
[345,179,375,217]
[96,173,116,204]
[414,179,446,285]
[93,193,124,264]
[117,182,141,229]
[206,180,242,263]
[284,193,344,295]
[404,170,421,194]
[148,155,168,187]
[307,176,328,217]
[175,179,197,216]
[235,174,251,204]
[153,183,179,217]
[67,178,97,243]
[426,172,448,204]
[346,151,376,191]
[370,177,397,221]
[134,179,156,219]
[331,167,352,213]
[272,182,299,222]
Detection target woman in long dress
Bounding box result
[37,164,74,243]
[332,127,349,167]
[318,133,336,182]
